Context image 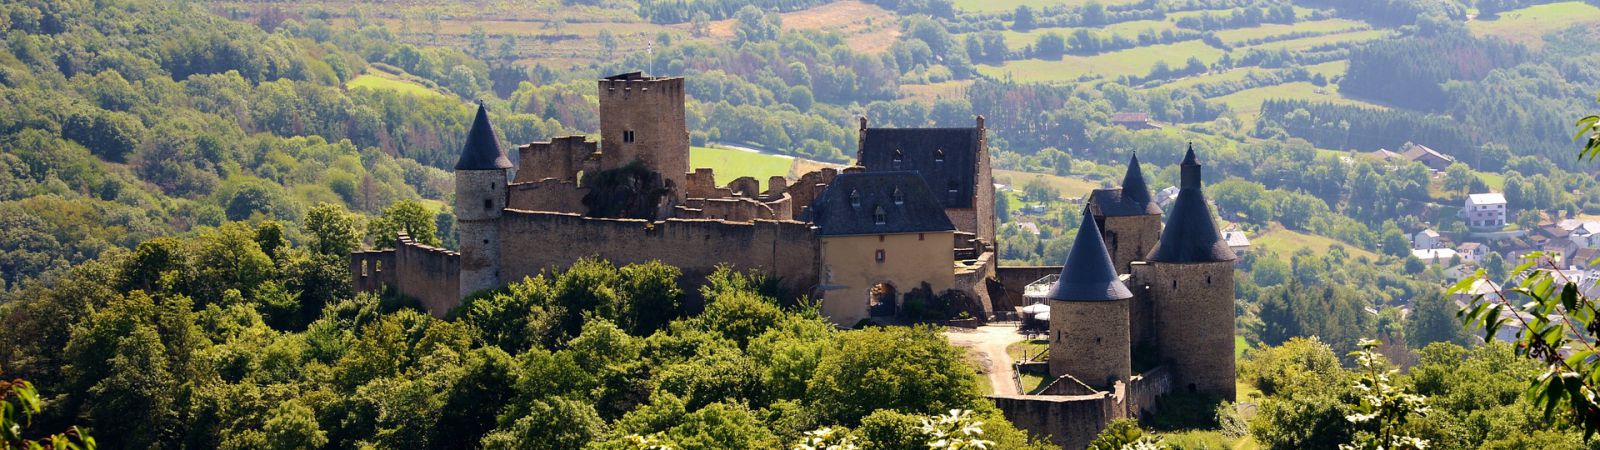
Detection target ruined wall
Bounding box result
[952,251,996,317]
[508,179,587,214]
[598,77,689,195]
[350,250,397,293]
[788,168,838,218]
[515,136,596,183]
[994,266,1062,313]
[349,234,460,318]
[394,235,462,316]
[990,394,1119,450]
[1132,261,1237,401]
[1125,365,1173,421]
[1049,298,1132,390]
[496,210,819,301]
[677,197,787,222]
[973,117,996,247]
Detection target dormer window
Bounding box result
[934,148,945,162]
[892,188,905,205]
[873,206,887,225]
[850,190,861,207]
[947,180,959,194]
[892,148,904,162]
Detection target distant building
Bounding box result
[1413,229,1443,250]
[1462,193,1507,229]
[1412,248,1458,265]
[1370,148,1404,162]
[1222,230,1251,255]
[1400,142,1457,171]
[1154,185,1180,208]
[1015,221,1040,235]
[1456,242,1487,263]
[1110,112,1162,130]
[1558,219,1600,248]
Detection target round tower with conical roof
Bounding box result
[455,103,513,298]
[1140,145,1237,400]
[1087,153,1165,275]
[1048,212,1134,389]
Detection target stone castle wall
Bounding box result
[1124,365,1172,421]
[598,77,689,195]
[508,179,587,214]
[1100,214,1163,275]
[515,136,597,184]
[495,210,821,300]
[990,393,1119,450]
[1131,261,1237,400]
[993,266,1063,313]
[1049,298,1132,389]
[350,233,461,317]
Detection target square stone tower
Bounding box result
[598,72,690,198]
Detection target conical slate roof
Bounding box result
[1048,212,1133,302]
[1087,154,1163,217]
[1148,145,1236,263]
[454,103,513,170]
[1120,153,1154,206]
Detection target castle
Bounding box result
[350,72,1235,449]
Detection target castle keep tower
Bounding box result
[455,104,512,298]
[1087,154,1164,275]
[1135,146,1237,400]
[857,117,995,247]
[598,72,690,197]
[1048,213,1134,389]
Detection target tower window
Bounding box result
[873,206,887,225]
[483,198,493,210]
[850,190,861,207]
[623,130,636,143]
[875,249,885,262]
[892,188,905,205]
[1171,280,1177,290]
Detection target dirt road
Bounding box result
[944,324,1028,396]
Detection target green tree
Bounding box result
[1034,32,1065,60]
[304,203,364,256]
[1340,339,1429,450]
[1011,5,1036,31]
[1405,290,1465,347]
[808,326,980,424]
[369,199,440,247]
[1,368,97,450]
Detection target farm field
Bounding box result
[1210,18,1368,45]
[1212,81,1378,125]
[900,80,972,103]
[997,20,1177,49]
[1153,67,1270,91]
[705,1,899,53]
[994,169,1103,199]
[952,0,1143,13]
[978,40,1226,82]
[689,146,796,182]
[1231,29,1389,54]
[1468,1,1600,48]
[346,69,449,98]
[1252,227,1381,262]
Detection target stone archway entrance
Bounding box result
[868,282,898,317]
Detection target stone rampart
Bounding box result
[496,210,820,303]
[350,233,461,317]
[508,178,588,214]
[990,393,1119,450]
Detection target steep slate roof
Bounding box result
[454,104,513,170]
[1148,146,1236,263]
[859,127,979,208]
[1088,154,1163,217]
[810,171,956,236]
[1048,212,1132,302]
[1402,143,1454,164]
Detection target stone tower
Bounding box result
[1136,145,1237,400]
[1048,212,1134,389]
[598,72,689,198]
[1087,154,1164,275]
[455,103,512,298]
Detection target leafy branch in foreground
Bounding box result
[2,367,97,450]
[1453,252,1600,438]
[1339,339,1429,450]
[1578,92,1600,162]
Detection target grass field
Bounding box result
[1154,67,1270,90]
[706,1,899,53]
[994,169,1104,199]
[900,79,973,103]
[1210,18,1368,46]
[1007,339,1049,362]
[1211,81,1377,125]
[978,40,1227,82]
[1253,227,1381,262]
[997,20,1177,49]
[347,70,449,98]
[689,146,795,181]
[1469,1,1600,48]
[1232,29,1389,54]
[952,0,1142,13]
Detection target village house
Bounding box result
[1110,112,1161,130]
[1400,142,1457,172]
[1413,229,1443,250]
[1412,248,1459,265]
[1222,230,1251,255]
[1456,242,1487,263]
[1462,193,1507,230]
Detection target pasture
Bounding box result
[952,0,1143,13]
[978,40,1226,82]
[1211,81,1379,125]
[347,69,449,98]
[689,146,795,182]
[994,169,1103,199]
[1468,1,1600,48]
[1252,227,1380,262]
[1210,18,1368,46]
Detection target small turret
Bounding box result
[1048,213,1134,389]
[456,103,510,298]
[1148,144,1235,263]
[1086,153,1164,274]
